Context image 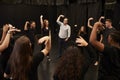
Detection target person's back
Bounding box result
[99,46,120,80]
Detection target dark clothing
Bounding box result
[23,29,37,49]
[0,43,13,80]
[5,52,45,80]
[79,32,88,42]
[98,46,120,80]
[54,44,97,80]
[102,27,116,45]
[71,26,79,42]
[41,27,49,36]
[58,38,67,58]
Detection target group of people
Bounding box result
[0,14,120,80]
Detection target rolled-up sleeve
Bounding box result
[57,21,62,26]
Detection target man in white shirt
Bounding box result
[56,15,71,58]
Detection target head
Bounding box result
[43,19,49,28]
[108,31,120,47]
[105,19,112,28]
[30,21,36,29]
[63,18,68,25]
[9,36,32,80]
[54,46,84,80]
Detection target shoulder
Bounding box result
[103,46,120,56]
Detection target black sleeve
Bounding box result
[102,46,112,56]
[5,63,11,75]
[84,43,97,62]
[32,51,45,67]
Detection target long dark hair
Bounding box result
[9,36,33,80]
[54,46,84,80]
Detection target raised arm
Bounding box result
[88,17,93,29]
[38,31,51,56]
[0,24,9,44]
[0,26,21,53]
[40,15,44,28]
[99,16,105,22]
[89,22,104,52]
[24,21,29,30]
[56,15,64,25]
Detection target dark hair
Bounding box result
[106,19,112,23]
[109,30,120,45]
[54,46,84,80]
[43,19,49,27]
[9,36,33,80]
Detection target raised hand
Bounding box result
[88,17,94,21]
[76,36,88,47]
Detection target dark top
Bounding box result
[99,46,120,80]
[24,29,36,44]
[5,52,44,80]
[102,27,116,45]
[41,27,49,36]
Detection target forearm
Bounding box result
[24,23,28,30]
[57,16,61,22]
[0,31,7,44]
[40,17,44,28]
[0,32,11,52]
[90,25,98,43]
[88,20,93,29]
[89,23,104,51]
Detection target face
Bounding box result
[105,21,111,28]
[44,20,49,27]
[30,22,36,29]
[63,18,68,25]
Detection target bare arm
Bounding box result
[56,15,64,25]
[0,25,9,44]
[0,27,21,53]
[38,31,51,56]
[40,15,44,28]
[88,17,93,29]
[99,16,105,22]
[89,22,104,52]
[24,21,29,30]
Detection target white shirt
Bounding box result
[57,21,71,39]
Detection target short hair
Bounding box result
[106,19,112,23]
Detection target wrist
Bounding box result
[7,31,12,34]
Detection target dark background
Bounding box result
[0,0,119,32]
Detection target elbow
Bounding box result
[89,38,95,45]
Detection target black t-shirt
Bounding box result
[5,52,44,80]
[102,27,116,45]
[23,28,37,44]
[99,46,120,80]
[41,27,49,36]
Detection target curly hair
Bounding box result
[54,46,85,80]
